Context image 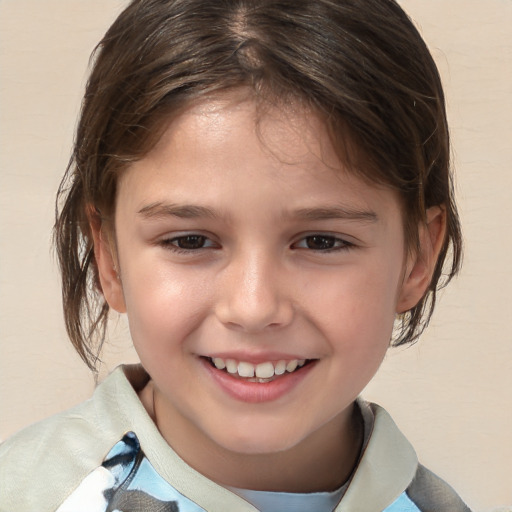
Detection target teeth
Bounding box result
[213,358,226,370]
[274,360,286,375]
[286,360,298,372]
[225,359,238,374]
[210,357,308,380]
[255,362,274,379]
[238,361,255,378]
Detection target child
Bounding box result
[0,0,470,510]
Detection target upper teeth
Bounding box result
[211,357,307,379]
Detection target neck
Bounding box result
[140,380,364,493]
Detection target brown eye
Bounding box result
[160,233,219,253]
[304,235,337,250]
[293,234,352,252]
[173,235,208,249]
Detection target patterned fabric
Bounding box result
[383,493,421,512]
[56,432,205,512]
[54,431,425,512]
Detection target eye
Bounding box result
[161,234,217,251]
[293,234,352,251]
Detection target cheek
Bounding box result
[306,262,400,334]
[119,259,212,355]
[303,261,401,387]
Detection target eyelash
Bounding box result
[159,233,354,254]
[159,235,217,254]
[293,234,354,252]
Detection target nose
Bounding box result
[214,249,294,333]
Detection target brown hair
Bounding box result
[55,0,462,370]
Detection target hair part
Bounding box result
[55,0,462,371]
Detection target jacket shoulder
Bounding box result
[0,400,112,511]
[0,367,136,512]
[406,464,472,512]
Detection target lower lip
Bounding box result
[201,359,316,403]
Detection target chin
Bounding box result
[209,421,307,456]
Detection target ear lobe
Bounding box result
[88,207,127,313]
[396,206,446,313]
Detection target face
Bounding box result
[94,92,438,481]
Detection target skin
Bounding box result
[92,92,445,493]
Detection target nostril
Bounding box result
[214,273,294,333]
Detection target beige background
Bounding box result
[0,1,511,510]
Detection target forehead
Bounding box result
[117,91,402,223]
[151,92,339,170]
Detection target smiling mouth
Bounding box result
[203,356,314,383]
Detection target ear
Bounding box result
[396,206,446,313]
[88,207,127,313]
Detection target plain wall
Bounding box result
[0,1,511,510]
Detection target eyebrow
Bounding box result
[137,202,378,223]
[291,207,378,223]
[137,202,219,220]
